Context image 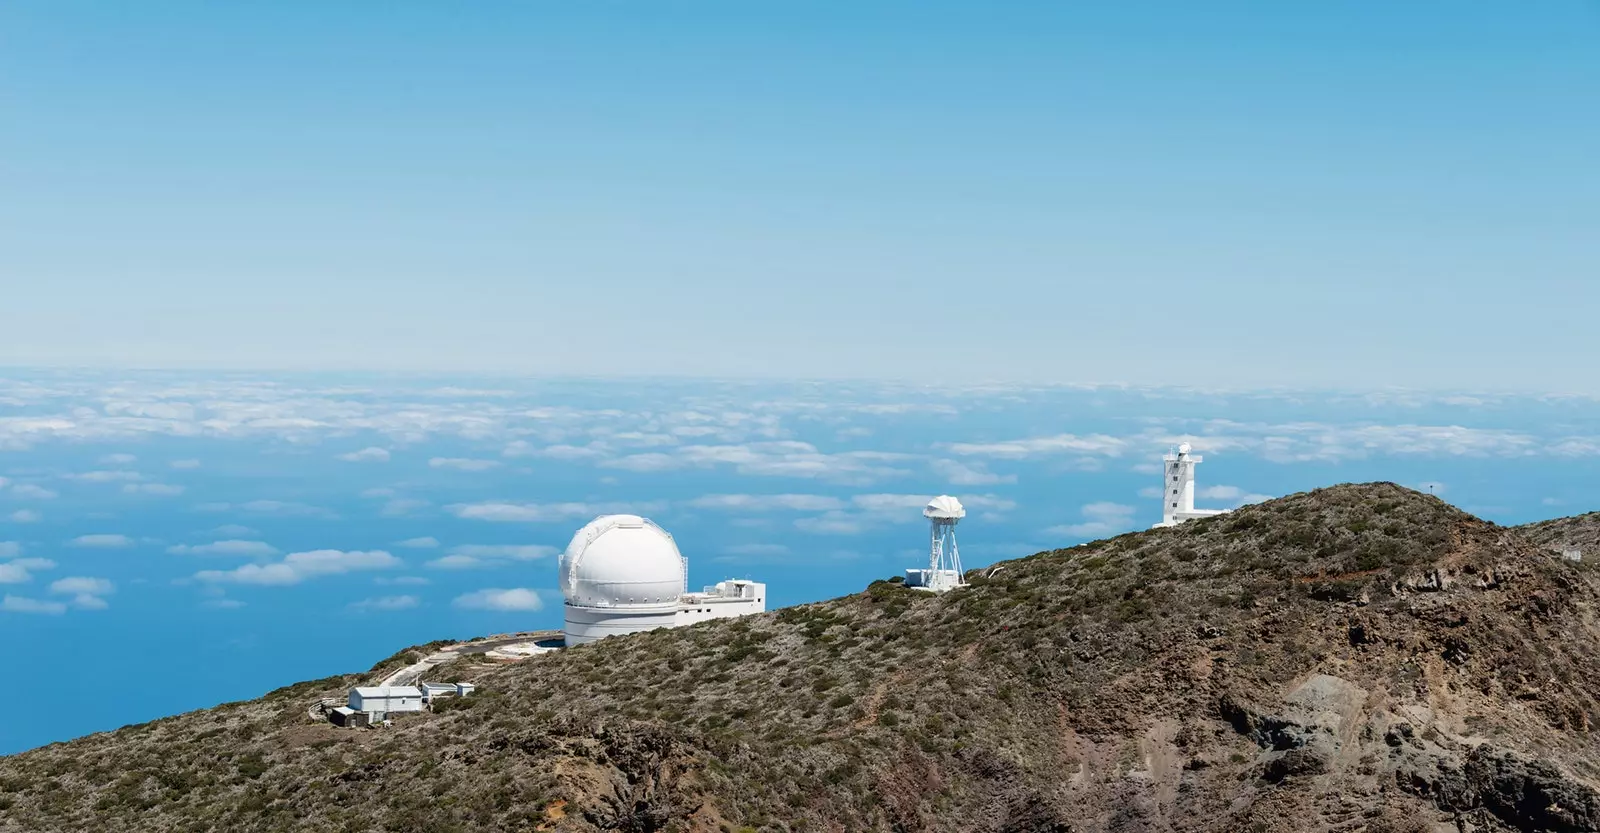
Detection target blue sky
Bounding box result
[2,3,1598,387]
[4,371,1600,752]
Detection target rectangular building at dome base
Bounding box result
[563,580,767,646]
[904,569,964,593]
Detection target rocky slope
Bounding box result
[1516,511,1600,555]
[5,483,1600,833]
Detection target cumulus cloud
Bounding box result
[1047,502,1139,539]
[0,542,17,559]
[505,441,608,460]
[395,536,440,549]
[194,549,400,586]
[51,577,114,600]
[599,441,910,483]
[688,494,846,512]
[66,470,143,483]
[374,575,430,586]
[2,595,66,615]
[0,558,55,584]
[794,512,865,535]
[349,595,420,611]
[69,534,133,548]
[447,501,652,523]
[195,500,336,518]
[337,447,391,462]
[429,457,502,471]
[9,510,41,523]
[426,544,555,570]
[167,540,278,557]
[10,484,58,500]
[930,459,1017,486]
[723,543,789,557]
[453,588,544,611]
[123,483,185,496]
[948,434,1129,459]
[379,499,431,517]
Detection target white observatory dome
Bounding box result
[560,515,686,609]
[923,495,966,521]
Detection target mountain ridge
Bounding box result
[4,482,1600,833]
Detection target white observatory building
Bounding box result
[559,514,766,646]
[904,495,967,593]
[1152,443,1230,528]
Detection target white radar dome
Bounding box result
[1177,442,1193,455]
[560,514,686,609]
[923,495,966,521]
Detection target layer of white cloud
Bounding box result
[66,470,143,483]
[930,459,1017,486]
[1047,502,1138,539]
[51,577,114,596]
[9,484,58,500]
[395,536,440,549]
[349,595,420,611]
[429,457,502,471]
[69,534,133,548]
[447,501,657,523]
[195,549,400,586]
[167,540,278,557]
[426,544,555,570]
[337,446,391,462]
[2,595,66,615]
[453,588,544,611]
[195,500,336,518]
[0,558,55,584]
[123,483,185,496]
[9,510,41,523]
[374,575,430,586]
[949,434,1129,459]
[688,493,845,512]
[100,453,137,465]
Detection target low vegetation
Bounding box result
[3,483,1599,832]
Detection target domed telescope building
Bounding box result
[559,514,767,646]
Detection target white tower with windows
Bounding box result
[1153,443,1228,528]
[905,495,966,593]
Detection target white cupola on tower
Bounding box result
[1153,443,1229,528]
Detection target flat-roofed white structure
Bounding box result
[1152,443,1230,528]
[676,578,767,627]
[348,685,425,718]
[560,514,766,646]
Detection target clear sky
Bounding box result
[2,3,1597,389]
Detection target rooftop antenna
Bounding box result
[912,495,967,593]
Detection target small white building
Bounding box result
[348,686,425,719]
[675,579,767,627]
[1152,443,1230,528]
